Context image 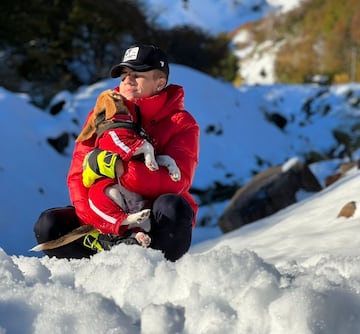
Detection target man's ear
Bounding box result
[157,77,167,91]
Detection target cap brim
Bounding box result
[110,63,154,78]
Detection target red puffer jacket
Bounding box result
[67,84,200,233]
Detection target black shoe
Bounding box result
[97,232,139,251]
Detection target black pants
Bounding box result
[34,194,194,262]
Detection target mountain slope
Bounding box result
[232,0,360,84]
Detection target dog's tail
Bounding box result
[30,224,97,251]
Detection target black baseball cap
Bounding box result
[110,44,169,78]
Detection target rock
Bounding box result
[337,201,356,218]
[325,161,358,187]
[218,159,322,233]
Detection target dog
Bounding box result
[76,89,181,181]
[81,89,182,245]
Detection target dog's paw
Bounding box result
[169,167,181,182]
[127,209,151,224]
[134,232,151,248]
[156,155,181,181]
[145,158,159,171]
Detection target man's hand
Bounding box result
[82,148,120,187]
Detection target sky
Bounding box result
[3,0,360,333]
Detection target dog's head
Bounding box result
[76,90,130,142]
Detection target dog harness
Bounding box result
[94,104,151,143]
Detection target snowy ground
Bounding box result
[2,167,360,333]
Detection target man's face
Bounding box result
[119,68,165,100]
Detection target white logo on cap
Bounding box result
[160,61,165,67]
[123,47,139,62]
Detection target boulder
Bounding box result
[325,161,358,187]
[218,159,322,233]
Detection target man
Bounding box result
[34,44,200,261]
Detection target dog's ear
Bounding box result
[94,90,113,115]
[75,112,97,142]
[75,90,112,142]
[103,91,118,120]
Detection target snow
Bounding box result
[3,0,360,332]
[4,170,360,333]
[266,0,302,13]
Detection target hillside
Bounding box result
[233,0,360,84]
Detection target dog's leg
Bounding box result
[106,184,151,231]
[106,185,127,209]
[122,209,151,225]
[133,231,151,248]
[136,141,159,171]
[156,155,181,181]
[106,184,146,213]
[106,186,150,226]
[123,209,151,232]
